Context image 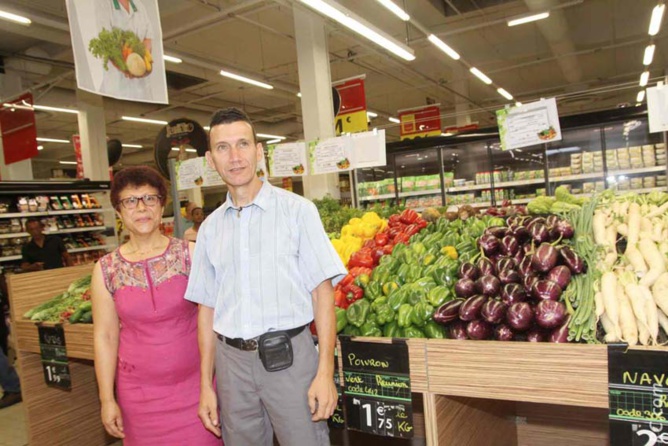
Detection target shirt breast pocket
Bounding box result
[248,217,297,258]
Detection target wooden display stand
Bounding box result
[7,264,113,446]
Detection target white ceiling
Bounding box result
[0,0,664,178]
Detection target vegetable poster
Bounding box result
[497,98,562,151]
[267,142,308,178]
[66,0,168,104]
[308,136,354,175]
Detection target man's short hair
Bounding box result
[25,218,43,228]
[208,107,257,148]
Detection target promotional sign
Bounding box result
[340,339,414,438]
[398,105,442,141]
[351,129,386,169]
[66,0,168,104]
[38,325,71,390]
[496,98,562,151]
[72,135,84,179]
[175,157,224,190]
[154,118,208,179]
[267,142,308,177]
[608,345,668,445]
[647,85,668,133]
[333,76,368,135]
[308,136,354,175]
[0,93,39,165]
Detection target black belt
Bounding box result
[217,324,308,351]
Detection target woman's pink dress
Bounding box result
[100,238,220,446]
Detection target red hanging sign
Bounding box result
[398,105,442,141]
[333,76,368,135]
[72,135,84,179]
[0,93,39,164]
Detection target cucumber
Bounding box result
[69,308,85,324]
[80,311,93,323]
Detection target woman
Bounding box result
[92,166,220,445]
[183,207,204,242]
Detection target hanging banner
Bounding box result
[333,76,368,135]
[308,136,354,175]
[72,135,84,179]
[66,0,168,104]
[0,93,39,165]
[646,85,668,133]
[267,142,308,178]
[496,98,562,151]
[398,105,442,140]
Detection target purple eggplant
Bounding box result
[500,235,520,256]
[481,299,507,324]
[458,263,480,281]
[512,249,525,265]
[475,275,501,297]
[449,321,469,340]
[531,280,563,301]
[496,257,517,273]
[507,302,534,332]
[546,265,572,290]
[549,320,570,343]
[454,278,477,298]
[494,324,514,341]
[535,300,567,329]
[527,217,546,232]
[484,226,508,239]
[510,225,531,244]
[478,234,500,256]
[498,269,521,285]
[433,299,464,325]
[553,220,574,239]
[560,246,586,274]
[466,320,492,340]
[523,274,539,292]
[546,215,560,227]
[459,295,488,321]
[477,258,495,276]
[518,256,533,278]
[526,329,546,342]
[501,283,527,305]
[531,243,558,273]
[530,223,551,244]
[522,243,534,255]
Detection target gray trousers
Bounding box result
[215,328,330,446]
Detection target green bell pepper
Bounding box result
[375,303,395,325]
[424,320,447,339]
[411,301,434,327]
[346,299,371,328]
[411,241,426,256]
[422,253,436,266]
[405,264,422,284]
[371,296,389,312]
[404,283,426,306]
[382,281,400,296]
[397,303,415,328]
[427,286,452,308]
[354,273,370,288]
[432,267,456,287]
[403,326,426,338]
[366,312,378,325]
[392,243,407,257]
[414,276,437,291]
[342,324,361,336]
[335,307,348,333]
[371,265,391,285]
[388,287,408,311]
[364,281,383,301]
[396,264,411,285]
[383,321,402,338]
[360,321,382,337]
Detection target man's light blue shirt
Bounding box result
[185,181,347,339]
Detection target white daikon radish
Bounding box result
[617,283,638,346]
[600,313,620,343]
[640,285,659,345]
[652,272,668,316]
[625,244,648,275]
[639,236,667,287]
[601,271,621,339]
[628,202,641,246]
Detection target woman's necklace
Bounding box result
[125,238,168,256]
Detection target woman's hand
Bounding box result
[101,400,125,439]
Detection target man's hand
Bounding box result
[198,386,221,437]
[307,372,337,421]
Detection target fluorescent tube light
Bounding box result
[0,10,31,25]
[507,11,549,27]
[375,0,409,21]
[297,92,302,98]
[59,161,77,165]
[122,144,143,149]
[649,4,665,36]
[470,67,492,85]
[299,0,415,61]
[257,133,286,140]
[203,126,210,131]
[171,147,197,153]
[640,71,650,87]
[122,116,168,125]
[644,44,656,65]
[637,90,646,102]
[515,101,523,107]
[388,117,400,124]
[163,55,183,64]
[367,111,378,118]
[220,69,273,89]
[427,34,460,60]
[33,104,79,114]
[266,139,282,144]
[36,137,69,144]
[497,88,513,100]
[37,145,43,151]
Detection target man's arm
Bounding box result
[20,247,43,272]
[59,237,73,267]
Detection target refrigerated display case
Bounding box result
[441,140,494,208]
[395,148,443,211]
[489,142,547,206]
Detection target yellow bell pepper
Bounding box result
[441,246,458,260]
[349,217,363,226]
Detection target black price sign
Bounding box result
[608,345,668,446]
[329,351,345,430]
[340,340,413,438]
[38,325,71,390]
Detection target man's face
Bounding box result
[206,121,263,189]
[192,208,204,224]
[26,222,43,238]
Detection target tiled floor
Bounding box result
[0,400,27,446]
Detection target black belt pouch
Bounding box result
[258,331,294,372]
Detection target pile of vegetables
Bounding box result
[527,185,587,214]
[88,27,152,77]
[24,275,93,324]
[329,212,387,266]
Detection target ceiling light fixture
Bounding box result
[171,147,197,153]
[299,0,415,61]
[515,101,523,107]
[637,90,646,102]
[257,133,286,140]
[32,104,79,114]
[649,4,665,36]
[203,126,210,131]
[470,67,493,85]
[388,117,400,123]
[121,116,168,125]
[497,88,514,101]
[122,144,143,149]
[59,161,77,165]
[163,55,183,64]
[427,34,460,60]
[220,69,273,89]
[37,145,43,151]
[266,139,282,144]
[507,11,549,27]
[644,44,656,65]
[375,0,410,21]
[640,70,650,87]
[367,111,378,118]
[297,92,302,98]
[36,137,69,144]
[0,10,31,25]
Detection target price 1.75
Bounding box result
[345,396,413,438]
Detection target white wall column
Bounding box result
[293,6,340,200]
[0,71,33,180]
[77,90,109,181]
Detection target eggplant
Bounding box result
[512,249,525,265]
[494,324,514,341]
[454,278,477,298]
[433,299,464,325]
[506,216,521,227]
[522,243,534,255]
[475,275,501,297]
[459,295,488,321]
[496,257,517,273]
[501,283,527,305]
[531,243,558,273]
[466,320,492,340]
[526,329,546,342]
[546,265,572,290]
[518,256,533,278]
[523,274,539,292]
[458,263,480,281]
[535,300,567,329]
[500,235,520,256]
[484,226,508,239]
[554,219,574,239]
[498,268,521,285]
[481,299,507,324]
[549,320,570,343]
[526,217,546,233]
[531,280,563,302]
[560,246,586,274]
[477,258,495,276]
[506,302,534,332]
[449,321,469,340]
[546,215,560,227]
[478,234,500,256]
[530,223,551,244]
[510,225,531,244]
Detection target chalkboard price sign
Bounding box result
[329,351,345,430]
[38,325,71,390]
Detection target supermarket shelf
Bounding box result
[359,193,395,202]
[549,172,603,183]
[446,184,489,193]
[399,190,441,198]
[471,201,492,208]
[616,186,666,194]
[0,232,28,239]
[494,178,545,189]
[511,198,533,204]
[0,226,107,239]
[69,245,113,254]
[0,208,111,218]
[0,255,22,262]
[608,165,666,176]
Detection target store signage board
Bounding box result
[497,98,562,151]
[340,339,413,438]
[267,142,308,178]
[308,136,354,175]
[608,345,668,446]
[38,325,71,390]
[398,105,442,141]
[328,350,345,430]
[351,129,386,169]
[0,92,39,165]
[175,157,225,190]
[333,76,368,135]
[72,135,84,179]
[646,85,668,133]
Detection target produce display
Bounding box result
[23,275,93,324]
[88,27,153,78]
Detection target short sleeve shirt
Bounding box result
[21,236,66,270]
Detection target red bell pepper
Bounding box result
[339,273,355,289]
[309,321,318,335]
[372,248,385,265]
[394,233,411,245]
[416,218,428,230]
[374,232,389,247]
[404,223,421,237]
[334,289,349,309]
[349,266,373,278]
[382,243,395,255]
[348,250,374,269]
[345,284,364,303]
[399,209,419,225]
[388,214,401,226]
[363,239,376,249]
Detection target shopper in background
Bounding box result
[91,166,220,445]
[183,201,197,232]
[186,107,346,445]
[20,218,72,272]
[183,207,204,242]
[0,349,21,409]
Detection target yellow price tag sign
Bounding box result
[335,110,368,135]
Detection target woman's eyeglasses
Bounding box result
[118,194,162,210]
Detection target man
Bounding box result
[183,207,204,242]
[185,108,346,445]
[0,349,21,409]
[21,219,73,272]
